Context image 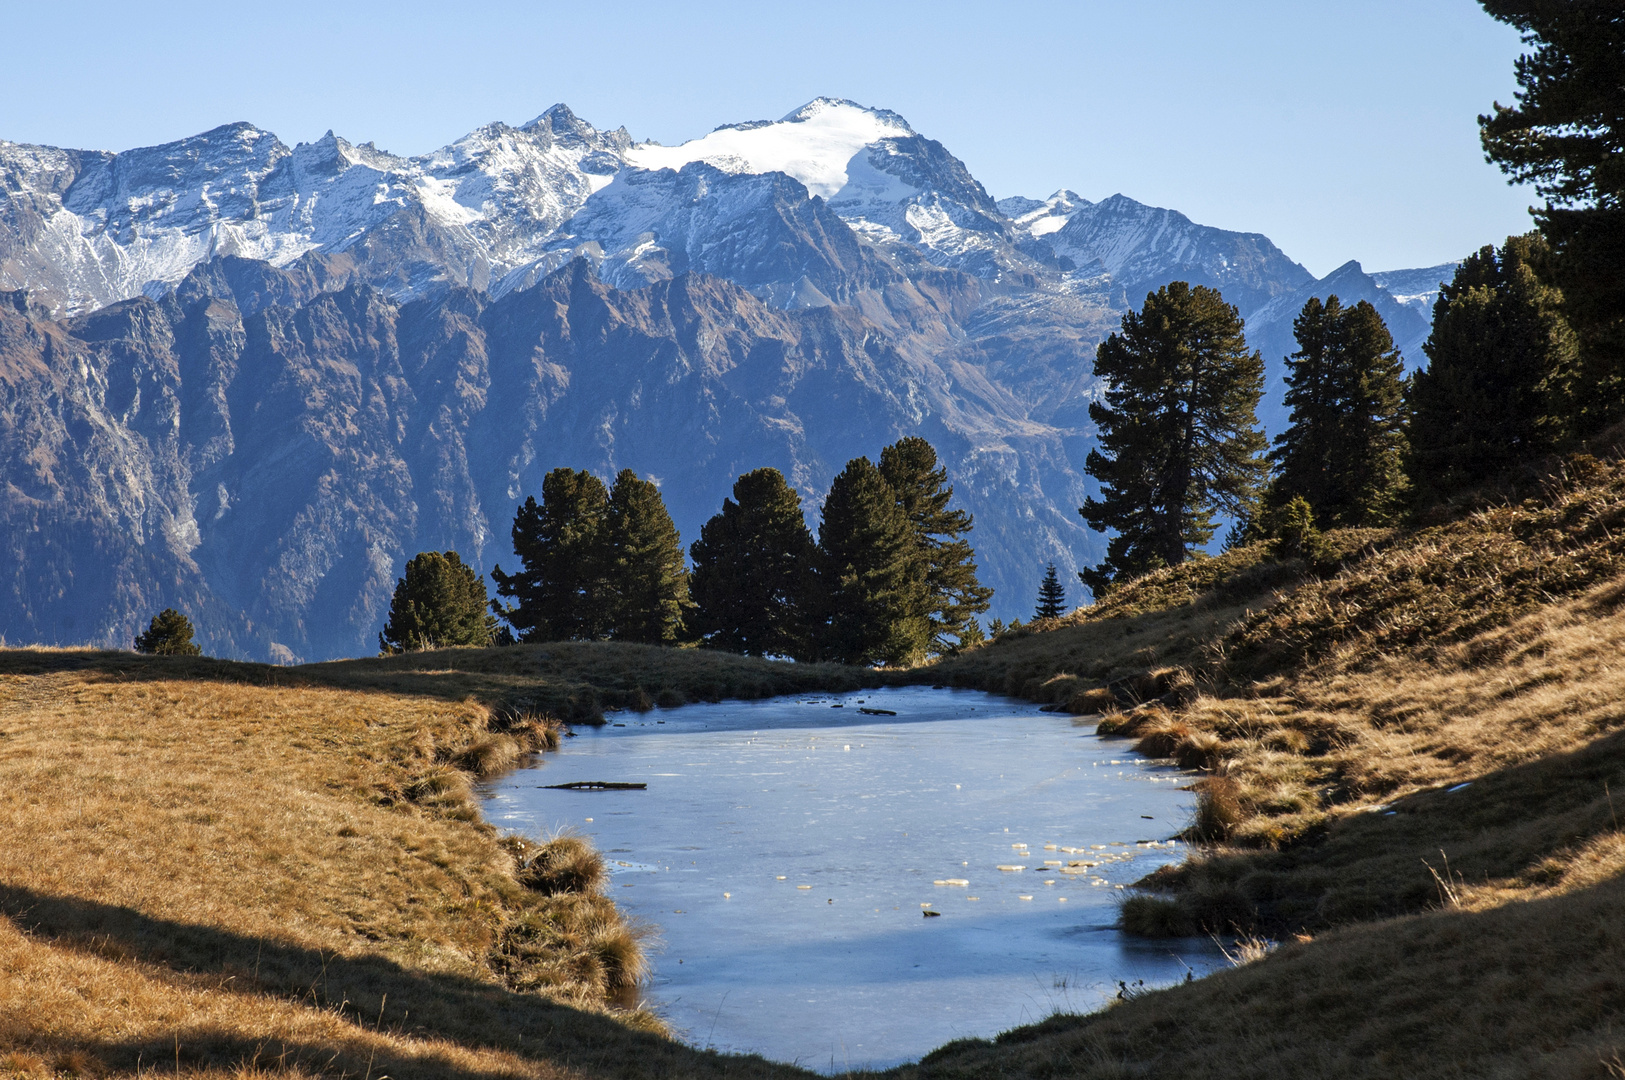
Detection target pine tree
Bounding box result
[379,551,498,654]
[817,456,930,666]
[1080,282,1268,597]
[689,468,818,658]
[604,470,690,645]
[135,608,202,656]
[1408,234,1577,498]
[1269,295,1408,526]
[1480,3,1625,430]
[491,468,611,642]
[1034,565,1067,620]
[877,436,992,653]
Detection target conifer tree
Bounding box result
[1408,234,1577,498]
[1034,565,1067,621]
[135,608,202,656]
[817,456,930,666]
[491,468,611,641]
[1269,295,1408,526]
[877,436,992,652]
[689,468,818,658]
[1080,282,1268,597]
[1479,2,1625,430]
[604,470,690,645]
[379,551,498,654]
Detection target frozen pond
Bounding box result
[481,685,1223,1070]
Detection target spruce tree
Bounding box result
[379,551,498,654]
[817,456,930,666]
[877,436,992,653]
[604,470,690,645]
[135,608,202,656]
[1034,565,1067,621]
[491,468,611,641]
[689,468,818,658]
[1480,2,1625,430]
[1269,295,1408,526]
[1080,282,1268,597]
[1408,234,1577,498]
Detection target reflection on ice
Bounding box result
[480,685,1225,1071]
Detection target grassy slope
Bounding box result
[9,454,1625,1078]
[893,454,1625,1077]
[0,645,849,1080]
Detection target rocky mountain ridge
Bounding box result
[0,100,1461,660]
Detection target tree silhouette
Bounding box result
[1034,565,1067,620]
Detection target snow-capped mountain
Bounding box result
[0,105,629,316]
[1371,261,1460,322]
[0,99,1464,661]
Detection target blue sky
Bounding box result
[2,0,1535,276]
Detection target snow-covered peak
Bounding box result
[626,98,913,200]
[1371,261,1459,319]
[1000,189,1091,238]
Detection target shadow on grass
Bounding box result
[893,868,1625,1080]
[1132,726,1625,937]
[0,884,811,1080]
[0,643,876,722]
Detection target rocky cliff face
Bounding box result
[0,99,1458,658]
[0,256,1104,659]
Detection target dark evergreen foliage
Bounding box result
[379,550,498,654]
[491,468,611,642]
[1034,565,1067,621]
[689,468,818,658]
[1409,234,1577,497]
[1480,1,1625,428]
[817,456,930,666]
[1268,295,1408,526]
[1080,282,1268,597]
[877,436,993,653]
[134,608,202,656]
[604,470,690,645]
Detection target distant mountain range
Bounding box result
[0,99,1462,661]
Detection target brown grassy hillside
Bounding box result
[0,646,833,1080]
[900,452,1625,1077]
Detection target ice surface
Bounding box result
[481,686,1221,1071]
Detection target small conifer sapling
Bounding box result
[1034,565,1068,620]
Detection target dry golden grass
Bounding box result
[0,648,818,1080]
[892,870,1625,1079]
[892,452,1625,1076]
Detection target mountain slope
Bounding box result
[0,101,1464,656]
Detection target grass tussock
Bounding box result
[0,648,817,1080]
